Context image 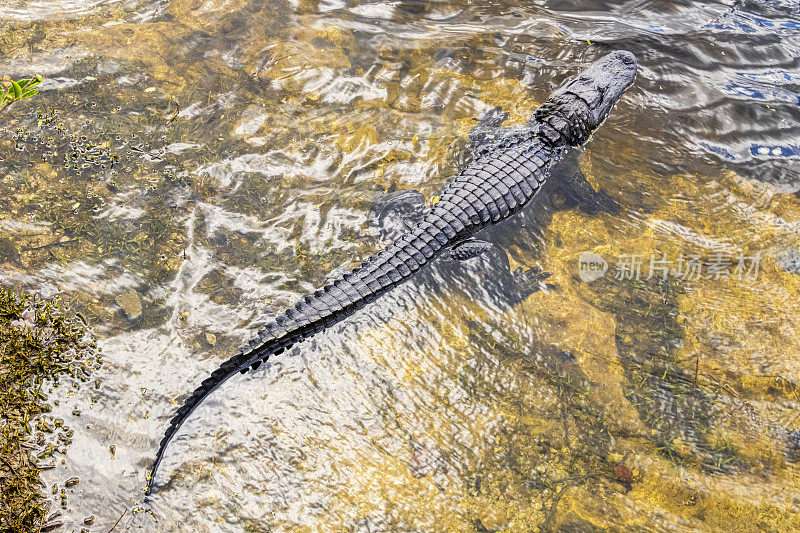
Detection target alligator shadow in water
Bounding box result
[370,158,747,475]
[369,150,618,311]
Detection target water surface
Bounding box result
[1,0,799,530]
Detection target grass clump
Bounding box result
[0,286,98,532]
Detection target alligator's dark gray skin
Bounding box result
[146,50,637,496]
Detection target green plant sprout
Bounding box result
[1,75,43,113]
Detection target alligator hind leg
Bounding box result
[449,239,493,261]
[551,149,620,215]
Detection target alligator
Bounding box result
[146,50,638,496]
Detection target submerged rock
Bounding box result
[775,247,800,275]
[114,290,141,320]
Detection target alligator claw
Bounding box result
[513,266,556,292]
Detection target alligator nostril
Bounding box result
[618,51,636,65]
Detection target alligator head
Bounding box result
[534,50,638,146]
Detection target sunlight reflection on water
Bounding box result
[0,0,799,530]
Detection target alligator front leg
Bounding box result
[468,106,510,153]
[551,150,620,215]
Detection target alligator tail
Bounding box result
[146,218,447,496]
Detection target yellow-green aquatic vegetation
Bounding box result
[0,75,42,114]
[0,287,98,533]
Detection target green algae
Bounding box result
[0,286,99,532]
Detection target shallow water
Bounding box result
[1,0,799,530]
